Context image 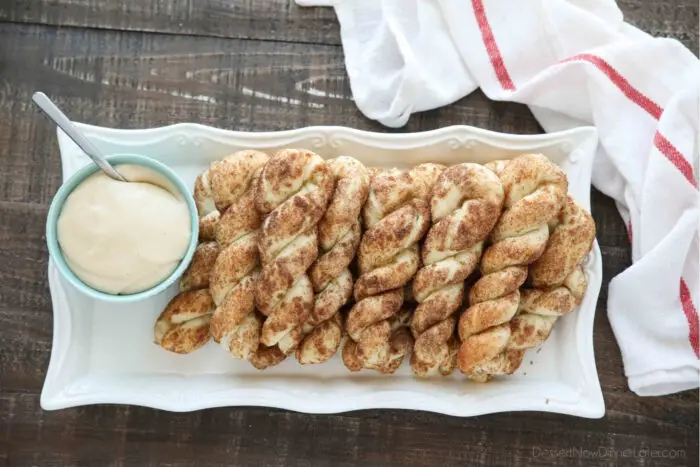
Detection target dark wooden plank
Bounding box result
[0,20,697,467]
[1,390,698,467]
[0,0,697,54]
[0,201,53,395]
[0,0,342,45]
[622,0,700,54]
[0,22,540,206]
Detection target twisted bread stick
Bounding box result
[178,241,219,293]
[457,154,568,382]
[254,149,334,359]
[508,196,596,350]
[530,196,596,288]
[194,151,261,241]
[205,150,270,361]
[154,288,215,354]
[154,240,217,354]
[154,158,244,354]
[297,156,370,365]
[411,164,504,377]
[342,164,443,373]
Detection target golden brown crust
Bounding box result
[346,289,403,341]
[254,229,318,316]
[193,169,215,217]
[198,211,220,242]
[506,198,595,351]
[211,150,270,211]
[215,189,262,246]
[309,269,353,326]
[354,204,428,300]
[162,152,591,378]
[362,168,414,228]
[210,234,258,307]
[310,221,361,291]
[342,164,443,374]
[194,150,270,215]
[155,153,265,355]
[296,313,344,365]
[343,309,414,373]
[411,163,505,377]
[317,157,371,253]
[154,289,214,354]
[509,267,586,348]
[410,163,446,203]
[356,202,430,277]
[260,274,314,348]
[254,149,334,358]
[249,338,287,370]
[466,349,525,383]
[204,150,270,362]
[308,157,369,318]
[179,241,219,292]
[457,154,568,381]
[530,196,596,287]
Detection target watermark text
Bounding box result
[532,446,686,459]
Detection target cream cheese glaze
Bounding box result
[57,164,192,295]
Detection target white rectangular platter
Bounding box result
[42,122,605,418]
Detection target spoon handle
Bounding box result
[32,92,127,182]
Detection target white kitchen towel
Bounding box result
[297,0,700,396]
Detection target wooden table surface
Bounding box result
[0,1,697,466]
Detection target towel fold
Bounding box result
[297,0,699,396]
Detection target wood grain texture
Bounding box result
[1,389,696,467]
[0,0,342,45]
[0,23,541,205]
[0,0,698,55]
[0,0,698,465]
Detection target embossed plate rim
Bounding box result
[41,122,604,418]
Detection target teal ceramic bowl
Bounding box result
[46,154,199,303]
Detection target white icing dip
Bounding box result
[57,164,192,295]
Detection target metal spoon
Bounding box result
[32,92,127,182]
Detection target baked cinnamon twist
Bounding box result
[203,150,270,361]
[254,149,334,358]
[198,213,220,242]
[530,196,596,288]
[297,156,370,365]
[342,164,443,373]
[178,241,219,293]
[508,196,596,350]
[154,162,231,354]
[194,152,252,242]
[154,288,215,354]
[457,154,568,382]
[154,240,218,354]
[411,164,504,377]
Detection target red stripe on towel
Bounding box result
[473,8,699,356]
[654,132,699,189]
[627,221,633,244]
[562,53,663,120]
[562,54,697,189]
[472,0,516,91]
[629,227,699,358]
[680,279,700,358]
